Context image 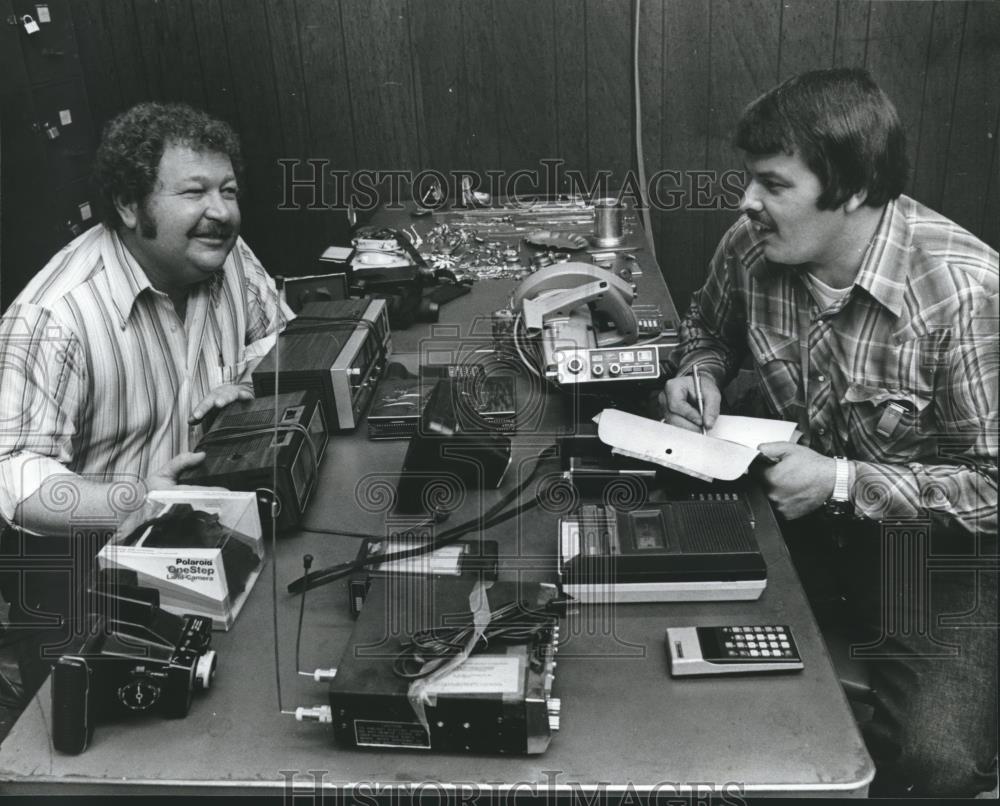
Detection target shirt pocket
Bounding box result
[207,357,250,389]
[746,325,801,416]
[842,383,934,461]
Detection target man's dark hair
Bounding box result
[733,68,908,209]
[92,101,243,229]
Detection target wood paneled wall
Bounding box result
[71,0,999,311]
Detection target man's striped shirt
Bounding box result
[0,225,288,526]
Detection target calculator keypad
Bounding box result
[717,626,799,661]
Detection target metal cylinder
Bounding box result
[592,198,624,247]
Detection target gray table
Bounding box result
[0,209,874,796]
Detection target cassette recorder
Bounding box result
[558,495,766,603]
[252,298,391,431]
[183,390,328,531]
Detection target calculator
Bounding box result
[665,625,804,676]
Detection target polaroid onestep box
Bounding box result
[97,490,264,630]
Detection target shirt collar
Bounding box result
[747,198,911,318]
[102,227,153,328]
[102,227,228,328]
[848,197,910,318]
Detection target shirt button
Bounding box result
[816,426,827,436]
[817,374,826,382]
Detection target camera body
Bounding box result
[51,580,217,755]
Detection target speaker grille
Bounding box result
[218,409,273,429]
[671,501,756,553]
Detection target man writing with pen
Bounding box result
[0,102,291,697]
[661,69,997,796]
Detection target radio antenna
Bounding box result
[271,276,289,715]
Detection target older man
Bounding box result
[663,69,997,796]
[0,102,289,694]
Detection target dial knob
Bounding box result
[118,676,162,711]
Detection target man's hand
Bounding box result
[188,384,253,425]
[661,372,721,432]
[754,442,836,520]
[145,452,217,491]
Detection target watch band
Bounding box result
[830,456,851,503]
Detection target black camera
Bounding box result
[51,576,217,755]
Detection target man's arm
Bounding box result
[11,453,212,535]
[0,305,85,530]
[850,294,998,536]
[670,233,750,389]
[664,229,750,427]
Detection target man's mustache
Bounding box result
[190,223,234,239]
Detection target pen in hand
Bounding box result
[692,363,707,435]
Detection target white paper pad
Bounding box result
[705,415,801,449]
[595,409,799,481]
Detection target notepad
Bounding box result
[595,409,800,481]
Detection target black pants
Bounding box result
[783,513,998,797]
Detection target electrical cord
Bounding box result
[296,513,438,541]
[512,312,543,380]
[271,277,288,715]
[633,0,657,262]
[295,554,312,675]
[287,461,548,594]
[286,443,557,595]
[393,597,562,680]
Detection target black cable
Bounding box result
[391,228,429,269]
[296,514,438,541]
[392,598,559,679]
[287,486,529,594]
[270,277,287,715]
[300,498,535,552]
[294,554,312,674]
[296,527,384,540]
[293,451,549,591]
[286,444,557,594]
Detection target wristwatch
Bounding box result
[824,456,854,516]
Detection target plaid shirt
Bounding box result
[672,194,998,535]
[0,225,289,527]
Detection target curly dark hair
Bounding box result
[733,68,908,210]
[92,102,244,229]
